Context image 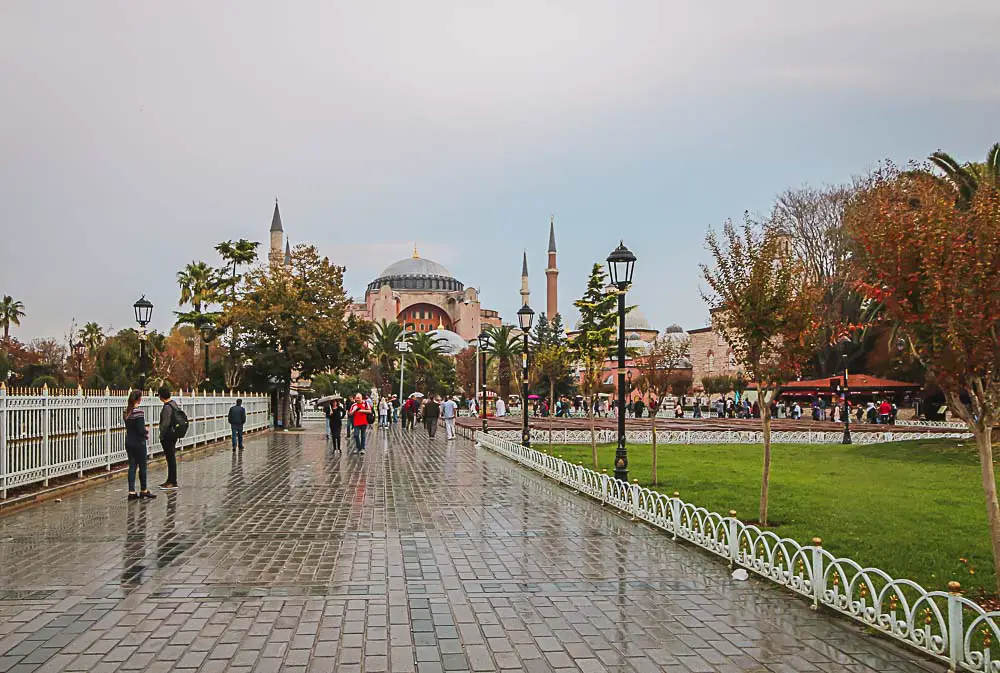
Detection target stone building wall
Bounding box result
[688,326,739,392]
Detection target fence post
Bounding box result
[104,387,112,471]
[947,581,963,672]
[600,469,608,506]
[671,492,681,540]
[76,386,84,477]
[811,537,824,610]
[42,385,50,486]
[0,382,6,499]
[631,480,640,521]
[728,511,738,567]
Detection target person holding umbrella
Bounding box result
[326,397,346,452]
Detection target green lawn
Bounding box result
[543,438,993,595]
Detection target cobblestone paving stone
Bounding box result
[0,423,942,672]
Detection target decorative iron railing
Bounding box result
[472,429,997,672]
[0,385,270,498]
[480,427,972,445]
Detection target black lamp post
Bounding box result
[517,303,535,447]
[133,295,153,389]
[478,330,492,433]
[607,241,636,482]
[72,341,87,385]
[841,354,852,444]
[626,369,633,415]
[200,323,214,388]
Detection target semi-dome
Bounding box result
[428,329,470,356]
[367,248,464,294]
[574,306,656,332]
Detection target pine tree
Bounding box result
[570,264,618,466]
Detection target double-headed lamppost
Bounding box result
[607,241,636,482]
[133,296,153,389]
[477,330,492,433]
[517,304,535,447]
[200,323,215,388]
[72,341,87,386]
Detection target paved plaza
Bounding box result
[0,424,940,672]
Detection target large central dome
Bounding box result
[367,249,464,294]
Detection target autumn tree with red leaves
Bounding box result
[845,158,1000,590]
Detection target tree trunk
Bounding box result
[758,384,772,527]
[548,380,555,450]
[973,425,1000,593]
[589,399,598,468]
[651,411,658,486]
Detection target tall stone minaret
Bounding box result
[284,240,292,267]
[545,216,559,318]
[520,250,531,308]
[268,199,284,268]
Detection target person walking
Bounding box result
[328,399,346,452]
[423,396,441,438]
[227,398,247,451]
[348,393,371,454]
[378,396,389,429]
[391,395,400,423]
[124,390,156,500]
[157,387,185,490]
[495,397,507,418]
[441,396,458,440]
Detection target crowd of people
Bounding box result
[320,391,462,453]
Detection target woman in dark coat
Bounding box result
[124,390,156,500]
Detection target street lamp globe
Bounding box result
[133,295,153,328]
[606,241,636,290]
[516,304,535,332]
[200,323,215,343]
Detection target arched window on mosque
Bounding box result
[707,351,715,374]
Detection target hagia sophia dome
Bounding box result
[366,254,465,294]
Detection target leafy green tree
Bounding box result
[408,332,448,391]
[0,295,26,341]
[636,333,690,485]
[484,324,522,401]
[370,320,405,393]
[701,216,820,526]
[219,244,371,425]
[570,263,618,466]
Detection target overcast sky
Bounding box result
[2,1,998,342]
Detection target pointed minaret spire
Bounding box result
[269,199,285,268]
[520,249,530,306]
[284,240,291,266]
[545,215,559,319]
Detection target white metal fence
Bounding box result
[483,427,972,445]
[470,428,997,672]
[0,386,270,498]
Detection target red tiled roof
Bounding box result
[778,374,920,391]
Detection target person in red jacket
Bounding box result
[348,393,372,454]
[878,399,892,425]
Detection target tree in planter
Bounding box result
[701,216,820,526]
[570,263,619,467]
[635,333,690,485]
[220,245,371,427]
[845,159,1000,590]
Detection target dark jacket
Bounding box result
[227,404,247,427]
[327,406,346,428]
[159,400,180,439]
[423,401,440,420]
[125,408,147,452]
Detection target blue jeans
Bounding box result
[353,424,367,451]
[231,426,244,449]
[126,444,148,492]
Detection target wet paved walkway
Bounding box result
[0,424,940,672]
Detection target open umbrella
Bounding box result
[527,394,540,400]
[315,394,342,404]
[410,392,425,398]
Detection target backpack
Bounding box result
[167,402,190,439]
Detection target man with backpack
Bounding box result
[158,387,188,490]
[228,398,247,451]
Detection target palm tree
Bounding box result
[177,261,218,314]
[484,324,523,401]
[214,239,259,299]
[77,322,105,353]
[370,320,406,392]
[929,142,1000,209]
[0,295,25,341]
[408,332,448,390]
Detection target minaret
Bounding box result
[284,240,291,267]
[268,199,284,268]
[520,250,530,307]
[545,216,559,318]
